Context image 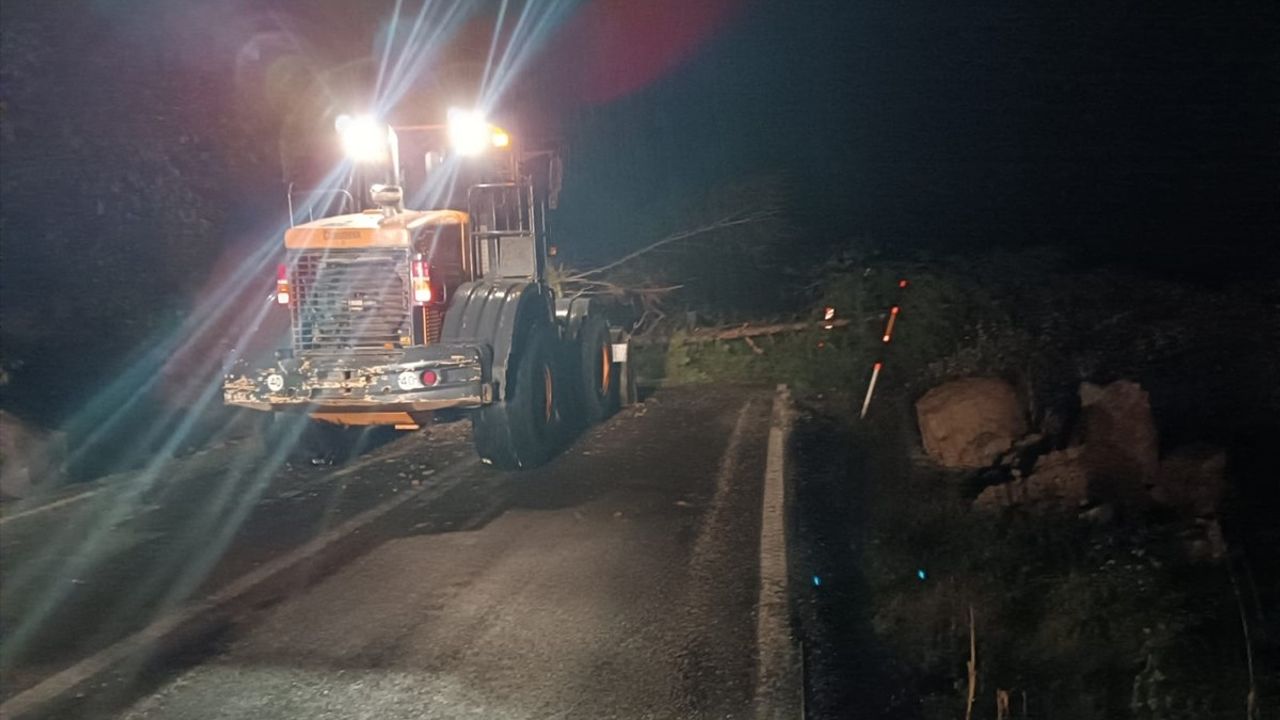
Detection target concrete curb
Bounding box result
[753,383,802,719]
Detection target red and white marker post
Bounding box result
[860,278,908,419]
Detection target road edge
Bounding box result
[753,383,802,719]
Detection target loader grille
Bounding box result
[289,249,411,358]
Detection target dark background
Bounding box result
[552,1,1279,278]
[2,0,1278,423]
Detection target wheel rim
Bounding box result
[599,343,611,398]
[543,365,554,423]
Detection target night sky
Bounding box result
[7,0,1274,281]
[545,1,1279,282]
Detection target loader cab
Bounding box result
[467,181,545,281]
[399,109,559,284]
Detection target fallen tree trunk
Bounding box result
[631,318,852,346]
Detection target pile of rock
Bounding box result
[915,377,1227,521]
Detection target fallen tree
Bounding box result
[630,318,852,346]
[550,208,782,336]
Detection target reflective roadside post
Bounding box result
[859,278,908,420]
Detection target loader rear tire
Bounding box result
[576,316,619,424]
[472,327,560,469]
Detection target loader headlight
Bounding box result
[266,373,285,392]
[447,107,510,156]
[335,114,390,163]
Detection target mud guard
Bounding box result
[441,279,554,398]
[554,295,594,343]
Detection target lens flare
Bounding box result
[447,108,492,156]
[335,114,389,163]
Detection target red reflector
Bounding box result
[276,263,291,305]
[873,361,883,370]
[420,369,439,386]
[890,306,900,315]
[411,257,432,304]
[898,279,909,288]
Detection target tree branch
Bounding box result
[567,211,775,282]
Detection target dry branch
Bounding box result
[692,319,851,340]
[631,319,851,345]
[1227,554,1260,720]
[965,605,977,720]
[567,210,776,282]
[996,689,1011,720]
[551,208,778,338]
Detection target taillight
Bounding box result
[411,255,432,305]
[276,263,291,305]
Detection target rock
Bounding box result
[973,448,1090,512]
[994,432,1050,482]
[1182,518,1228,563]
[0,410,67,499]
[916,378,1027,468]
[995,433,1044,466]
[977,381,1161,514]
[1078,503,1117,525]
[1040,405,1074,446]
[1151,444,1227,517]
[1078,381,1159,499]
[973,479,1027,511]
[1014,432,1045,451]
[1023,447,1092,508]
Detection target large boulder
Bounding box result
[0,411,67,499]
[916,377,1027,468]
[1078,381,1159,499]
[1151,444,1227,517]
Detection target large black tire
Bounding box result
[473,327,561,469]
[576,315,619,424]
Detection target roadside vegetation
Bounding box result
[830,403,1267,718]
[620,225,1277,717]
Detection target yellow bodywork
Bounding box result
[261,207,476,429]
[284,209,468,249]
[311,411,419,427]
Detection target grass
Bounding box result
[835,402,1260,719]
[633,325,875,393]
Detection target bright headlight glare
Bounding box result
[336,114,389,163]
[447,108,492,156]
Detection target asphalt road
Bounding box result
[1,385,792,720]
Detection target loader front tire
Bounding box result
[472,327,560,470]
